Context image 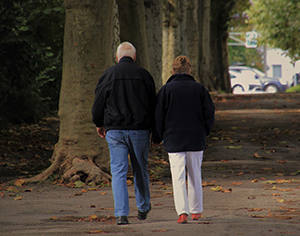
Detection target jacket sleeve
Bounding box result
[152,88,166,143]
[202,87,215,136]
[91,76,108,127]
[147,73,157,133]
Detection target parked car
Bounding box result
[229,66,289,93]
[229,70,262,93]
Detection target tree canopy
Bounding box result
[0,0,64,128]
[248,0,300,62]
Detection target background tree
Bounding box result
[248,0,300,62]
[0,0,64,129]
[227,0,263,70]
[144,0,163,91]
[27,0,117,184]
[117,0,150,70]
[16,0,246,184]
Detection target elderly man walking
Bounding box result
[92,42,156,225]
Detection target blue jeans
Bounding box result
[105,130,151,217]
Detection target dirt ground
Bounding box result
[0,93,299,183]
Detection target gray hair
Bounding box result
[116,42,136,61]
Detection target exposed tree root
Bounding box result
[24,143,111,185]
[63,157,111,184]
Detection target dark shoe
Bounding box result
[116,216,129,225]
[138,203,151,220]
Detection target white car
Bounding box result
[230,66,289,93]
[229,70,262,94]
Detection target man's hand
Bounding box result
[97,127,106,139]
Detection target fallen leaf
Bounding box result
[198,221,212,224]
[276,160,287,164]
[222,188,232,193]
[14,196,22,200]
[152,229,168,232]
[261,180,277,184]
[211,186,223,192]
[88,214,98,220]
[5,186,19,193]
[248,196,256,200]
[291,170,300,175]
[252,179,258,183]
[24,188,33,192]
[224,145,243,149]
[262,168,272,171]
[202,182,215,187]
[248,208,265,212]
[86,230,110,234]
[88,188,98,191]
[232,182,243,185]
[74,181,85,188]
[253,153,262,158]
[14,179,25,187]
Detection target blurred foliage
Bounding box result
[227,0,264,70]
[247,0,300,62]
[0,0,64,128]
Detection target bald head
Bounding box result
[116,42,136,62]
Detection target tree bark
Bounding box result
[198,0,214,90]
[26,0,116,184]
[162,0,184,84]
[116,0,150,71]
[144,0,163,91]
[210,0,234,93]
[186,0,199,81]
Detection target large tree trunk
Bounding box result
[26,0,117,184]
[144,0,163,91]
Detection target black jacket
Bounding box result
[92,57,156,132]
[153,73,215,152]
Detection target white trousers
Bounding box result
[168,151,203,216]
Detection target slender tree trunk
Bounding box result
[162,0,183,84]
[144,0,163,91]
[186,0,199,81]
[26,0,117,184]
[198,0,214,90]
[210,0,234,93]
[116,0,150,71]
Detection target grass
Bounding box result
[286,85,300,93]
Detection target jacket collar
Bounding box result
[119,56,134,63]
[166,73,195,83]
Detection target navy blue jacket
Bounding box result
[91,57,156,132]
[153,73,215,152]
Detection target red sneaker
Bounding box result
[191,213,202,220]
[177,214,188,224]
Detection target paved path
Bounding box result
[1,93,300,236]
